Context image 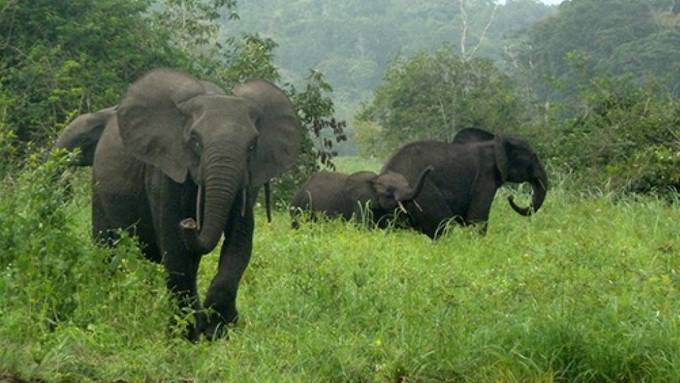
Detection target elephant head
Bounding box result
[454,128,548,216]
[117,69,302,255]
[55,106,117,166]
[370,166,433,213]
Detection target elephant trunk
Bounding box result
[401,166,434,201]
[180,144,243,255]
[508,164,548,216]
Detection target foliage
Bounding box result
[0,0,346,201]
[271,70,347,205]
[356,46,525,158]
[215,34,281,86]
[153,0,238,50]
[0,0,188,154]
[514,0,680,103]
[352,119,385,159]
[223,0,556,107]
[534,74,680,194]
[0,152,175,352]
[2,159,680,382]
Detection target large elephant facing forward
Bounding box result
[55,68,303,340]
[382,128,548,238]
[289,167,432,226]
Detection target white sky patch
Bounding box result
[496,0,563,4]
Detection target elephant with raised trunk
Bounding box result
[289,167,433,226]
[381,128,548,238]
[55,68,303,340]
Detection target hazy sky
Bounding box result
[498,0,563,4]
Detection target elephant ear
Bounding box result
[233,80,303,187]
[494,135,509,183]
[453,128,495,144]
[55,106,117,166]
[117,68,209,183]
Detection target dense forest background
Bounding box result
[224,0,557,107]
[1,0,679,193]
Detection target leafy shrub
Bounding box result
[271,70,347,206]
[0,151,172,340]
[353,119,385,159]
[534,75,680,194]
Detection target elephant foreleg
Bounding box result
[201,189,254,339]
[150,178,203,341]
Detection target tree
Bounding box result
[0,0,186,149]
[153,0,238,50]
[222,0,556,109]
[514,0,680,104]
[456,0,498,61]
[356,46,525,157]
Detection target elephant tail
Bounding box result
[265,181,272,223]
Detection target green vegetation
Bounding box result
[355,47,524,158]
[532,75,680,194]
[0,0,346,198]
[1,155,679,382]
[513,0,680,102]
[225,0,556,106]
[2,0,680,381]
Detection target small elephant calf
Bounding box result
[290,167,432,226]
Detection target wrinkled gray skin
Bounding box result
[55,68,302,340]
[381,128,548,238]
[289,167,432,226]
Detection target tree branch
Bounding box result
[466,4,498,60]
[459,0,468,58]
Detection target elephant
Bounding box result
[54,68,303,340]
[289,167,433,226]
[380,128,548,238]
[55,105,118,166]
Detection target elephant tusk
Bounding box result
[413,200,423,212]
[195,185,202,231]
[537,177,546,191]
[397,201,408,214]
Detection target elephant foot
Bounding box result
[199,306,238,340]
[167,312,202,342]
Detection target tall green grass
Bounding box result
[1,155,679,382]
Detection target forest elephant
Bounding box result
[381,128,548,238]
[54,68,303,340]
[289,167,432,227]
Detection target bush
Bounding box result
[535,75,680,194]
[353,119,385,159]
[0,151,173,345]
[270,70,347,206]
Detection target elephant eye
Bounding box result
[248,143,256,152]
[189,135,201,154]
